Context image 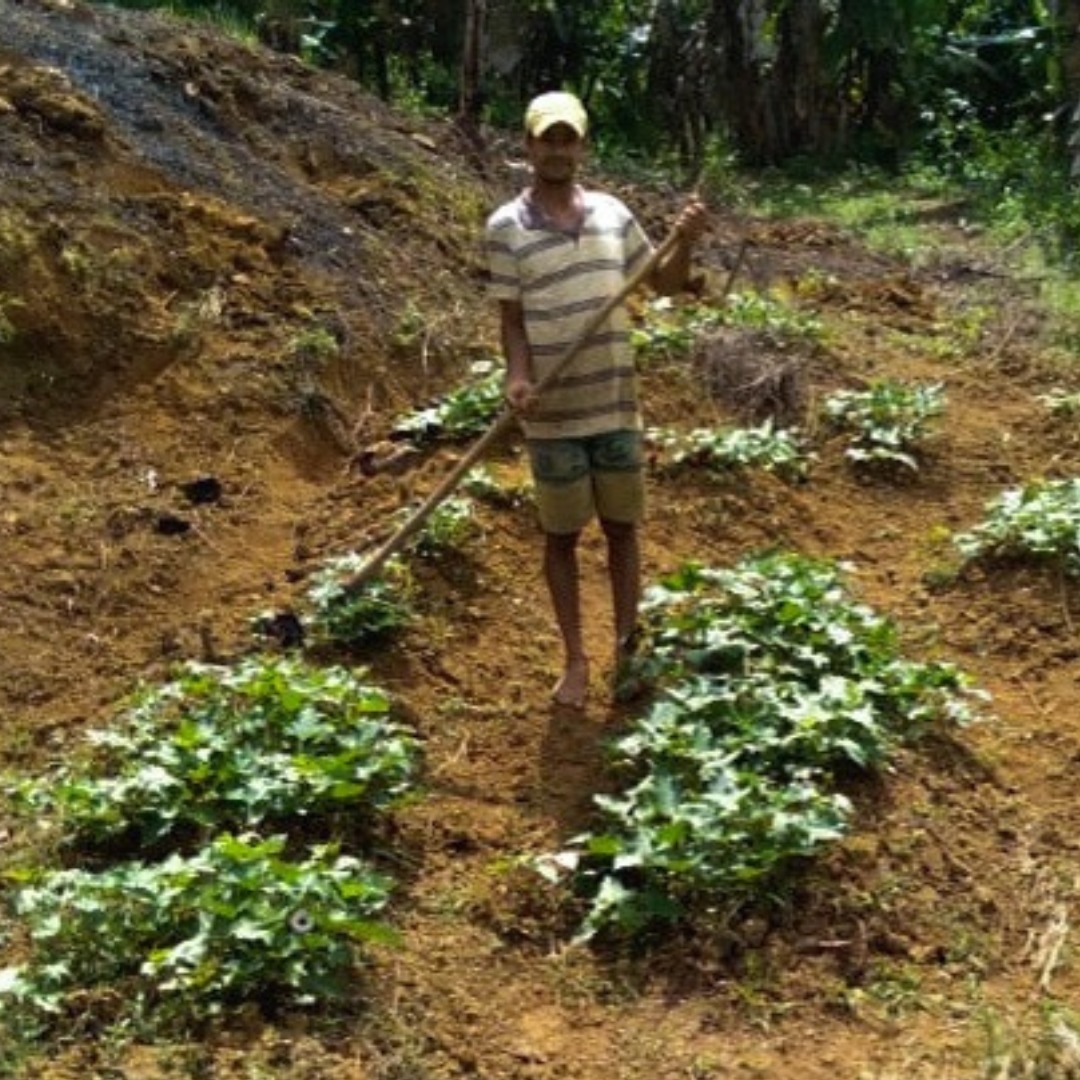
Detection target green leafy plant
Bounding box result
[0,209,34,269]
[650,421,810,480]
[543,552,983,941]
[1037,387,1080,418]
[632,291,821,364]
[722,289,823,345]
[392,359,503,443]
[631,297,724,361]
[822,380,945,471]
[305,553,414,647]
[953,478,1080,576]
[0,293,24,344]
[0,833,394,1034]
[0,652,419,1039]
[461,465,533,508]
[391,300,427,351]
[7,655,418,847]
[410,494,479,556]
[288,324,341,368]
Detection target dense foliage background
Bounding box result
[104,1,1077,166]
[100,0,1080,258]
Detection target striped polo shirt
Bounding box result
[485,188,653,439]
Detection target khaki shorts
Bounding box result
[526,430,645,534]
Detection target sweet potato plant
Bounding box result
[543,552,985,941]
[1,656,418,1036]
[953,477,1080,576]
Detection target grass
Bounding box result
[1032,271,1080,359]
[749,167,961,263]
[978,1004,1080,1079]
[743,159,1080,392]
[0,209,35,271]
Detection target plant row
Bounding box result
[0,656,418,1040]
[537,552,986,940]
[3,290,1078,1045]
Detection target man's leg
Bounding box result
[591,432,645,671]
[600,518,640,660]
[544,529,590,708]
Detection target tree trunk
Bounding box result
[707,0,769,162]
[1060,0,1080,101]
[773,0,829,159]
[1059,0,1080,175]
[708,0,832,165]
[459,0,486,130]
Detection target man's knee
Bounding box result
[544,530,580,579]
[545,529,581,555]
[600,518,637,544]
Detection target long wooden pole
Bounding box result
[343,227,683,593]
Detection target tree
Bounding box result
[697,0,953,166]
[100,0,1080,174]
[459,0,486,133]
[1055,0,1080,173]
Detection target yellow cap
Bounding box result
[525,91,588,139]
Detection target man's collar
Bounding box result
[521,185,587,231]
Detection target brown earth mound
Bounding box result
[2,2,1080,1077]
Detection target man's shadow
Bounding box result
[535,695,638,838]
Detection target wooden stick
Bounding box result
[343,227,684,592]
[721,237,749,298]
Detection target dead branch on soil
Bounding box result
[1032,902,1070,993]
[922,821,976,879]
[1058,566,1076,636]
[1019,860,1077,996]
[986,314,1024,367]
[1054,1018,1080,1071]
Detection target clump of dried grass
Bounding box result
[693,326,807,426]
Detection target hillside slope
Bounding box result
[2,2,1080,1077]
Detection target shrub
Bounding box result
[650,421,810,480]
[392,359,503,443]
[1,834,395,1034]
[632,292,821,364]
[305,552,414,647]
[954,478,1080,576]
[410,494,479,556]
[0,656,418,1036]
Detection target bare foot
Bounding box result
[552,656,589,710]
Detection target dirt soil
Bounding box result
[2,1,1080,1077]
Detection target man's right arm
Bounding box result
[499,300,536,413]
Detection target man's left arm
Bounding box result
[650,195,710,296]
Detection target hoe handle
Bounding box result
[344,227,682,592]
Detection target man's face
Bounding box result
[527,123,584,184]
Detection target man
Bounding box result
[485,90,709,709]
